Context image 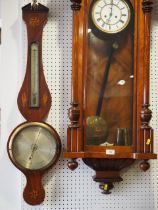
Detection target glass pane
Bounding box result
[86,0,134,146]
[30,42,39,108]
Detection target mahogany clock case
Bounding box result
[64,0,157,193]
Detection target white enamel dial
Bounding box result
[92,0,131,34]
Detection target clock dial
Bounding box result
[91,0,131,34]
[8,122,60,170]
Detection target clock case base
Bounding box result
[83,158,134,194]
[65,152,156,194]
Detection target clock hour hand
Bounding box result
[96,42,119,116]
[107,0,114,23]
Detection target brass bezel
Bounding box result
[8,122,61,171]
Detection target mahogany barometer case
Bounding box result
[64,0,157,194]
[7,2,61,205]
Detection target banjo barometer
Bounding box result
[7,1,61,205]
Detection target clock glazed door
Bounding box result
[85,0,134,148]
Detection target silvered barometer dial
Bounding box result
[91,0,131,34]
[8,122,60,171]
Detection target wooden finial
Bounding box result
[99,183,114,194]
[139,160,150,171]
[142,0,153,13]
[67,159,78,170]
[70,0,82,10]
[32,0,38,9]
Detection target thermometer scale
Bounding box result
[30,42,39,107]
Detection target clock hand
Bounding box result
[107,1,113,23]
[96,42,119,116]
[111,0,113,13]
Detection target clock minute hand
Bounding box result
[111,0,113,11]
[107,0,114,22]
[96,42,119,116]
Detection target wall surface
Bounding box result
[0,0,158,210]
[0,1,22,210]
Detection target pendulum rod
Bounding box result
[96,41,119,116]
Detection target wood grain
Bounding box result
[8,3,62,205]
[64,0,157,192]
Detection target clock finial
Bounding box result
[70,0,82,10]
[142,0,153,12]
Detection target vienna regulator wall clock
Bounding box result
[64,0,157,194]
[7,1,61,205]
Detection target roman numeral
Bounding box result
[97,5,103,8]
[97,18,102,22]
[102,22,105,27]
[119,20,124,24]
